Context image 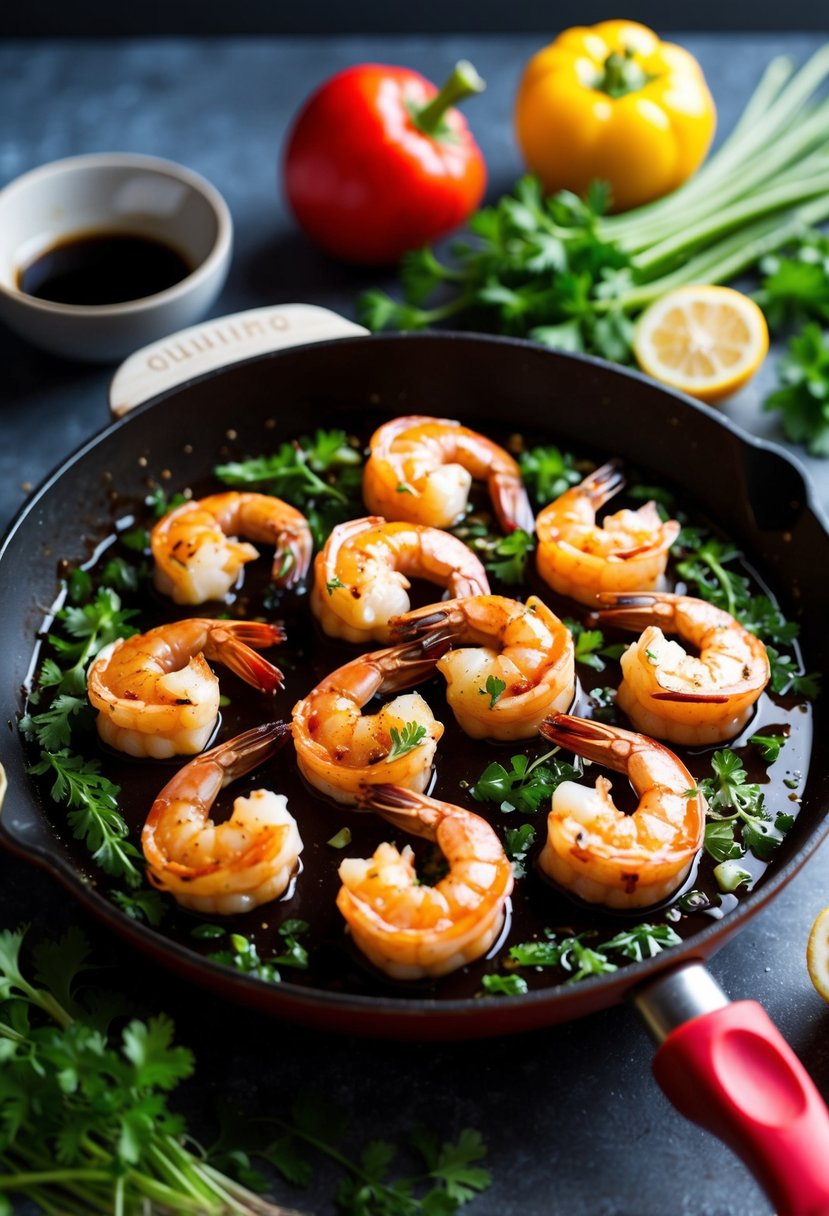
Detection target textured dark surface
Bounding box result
[2,31,829,1215]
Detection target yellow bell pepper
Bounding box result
[515,20,716,212]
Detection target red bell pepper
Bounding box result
[283,60,487,266]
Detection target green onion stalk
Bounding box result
[359,43,829,352]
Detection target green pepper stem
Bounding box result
[594,46,654,98]
[412,60,485,135]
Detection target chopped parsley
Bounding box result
[214,427,364,546]
[387,722,428,761]
[565,617,626,672]
[480,674,506,709]
[470,747,579,815]
[696,748,795,864]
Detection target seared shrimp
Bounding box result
[537,714,705,909]
[291,640,446,806]
[535,461,680,606]
[142,721,303,915]
[151,491,313,604]
[391,594,574,740]
[597,591,770,745]
[338,784,513,980]
[87,618,284,758]
[363,415,534,534]
[310,515,490,644]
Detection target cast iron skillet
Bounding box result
[2,326,829,1210]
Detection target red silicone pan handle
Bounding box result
[653,1000,829,1215]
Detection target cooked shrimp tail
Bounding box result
[492,466,536,535]
[200,719,291,784]
[142,720,302,915]
[537,713,705,909]
[87,618,287,758]
[339,784,514,979]
[201,620,286,692]
[390,593,575,741]
[539,712,623,760]
[363,415,534,534]
[535,461,679,606]
[310,515,490,643]
[580,459,626,510]
[357,780,445,838]
[595,590,770,743]
[292,639,447,805]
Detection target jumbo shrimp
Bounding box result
[337,784,513,980]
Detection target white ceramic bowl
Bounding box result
[0,152,233,362]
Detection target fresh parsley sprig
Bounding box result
[26,584,138,704]
[27,750,143,886]
[214,428,363,547]
[764,322,829,456]
[564,617,626,672]
[0,926,297,1216]
[518,443,581,508]
[451,516,535,586]
[358,177,638,362]
[21,577,142,887]
[503,823,537,878]
[480,675,506,709]
[755,231,829,333]
[696,749,795,865]
[387,722,428,761]
[213,1092,492,1215]
[470,747,579,815]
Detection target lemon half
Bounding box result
[633,284,769,405]
[807,906,829,1004]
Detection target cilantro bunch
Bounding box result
[0,927,292,1216]
[0,927,492,1216]
[753,231,829,455]
[358,178,638,362]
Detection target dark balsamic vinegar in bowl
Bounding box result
[17,231,193,306]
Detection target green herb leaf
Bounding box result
[481,973,529,996]
[743,729,782,758]
[480,674,506,709]
[503,823,537,878]
[697,748,793,863]
[471,747,578,814]
[214,428,363,547]
[387,722,428,761]
[599,922,682,962]
[28,750,142,884]
[328,826,353,849]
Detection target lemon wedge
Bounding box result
[633,284,769,405]
[807,906,829,1004]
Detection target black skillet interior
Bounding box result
[2,331,829,1038]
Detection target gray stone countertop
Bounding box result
[2,31,829,1216]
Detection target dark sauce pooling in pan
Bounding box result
[18,231,192,305]
[23,429,815,1005]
